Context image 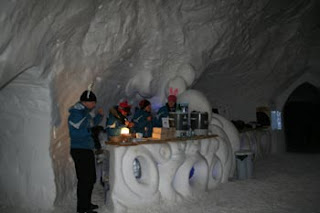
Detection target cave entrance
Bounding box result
[283,82,320,153]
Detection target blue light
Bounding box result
[189,167,195,179]
[271,111,282,130]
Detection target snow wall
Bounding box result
[0,68,55,209]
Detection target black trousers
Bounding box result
[71,149,96,212]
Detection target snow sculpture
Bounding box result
[165,63,196,98]
[107,66,240,212]
[106,135,233,213]
[210,113,241,179]
[239,128,272,160]
[177,89,240,180]
[176,64,196,87]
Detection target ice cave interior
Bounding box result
[0,0,319,212]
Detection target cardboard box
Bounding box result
[153,127,170,134]
[152,133,167,139]
[152,127,176,139]
[153,127,163,134]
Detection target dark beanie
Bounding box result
[139,99,151,110]
[80,90,97,102]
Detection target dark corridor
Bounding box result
[283,83,320,153]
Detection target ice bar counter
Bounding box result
[104,128,235,213]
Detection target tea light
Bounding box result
[120,127,130,135]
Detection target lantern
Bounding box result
[120,127,130,135]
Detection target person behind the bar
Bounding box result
[132,99,153,138]
[105,100,134,137]
[154,94,177,127]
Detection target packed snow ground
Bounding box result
[2,153,320,213]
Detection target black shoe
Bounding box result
[90,203,99,210]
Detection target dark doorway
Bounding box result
[283,82,320,153]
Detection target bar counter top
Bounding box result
[105,134,218,146]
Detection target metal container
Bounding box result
[190,111,209,130]
[235,150,254,180]
[180,103,189,113]
[169,112,188,130]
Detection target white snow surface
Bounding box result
[1,153,320,213]
[0,68,55,209]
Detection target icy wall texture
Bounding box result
[0,0,319,210]
[193,0,320,120]
[0,68,55,209]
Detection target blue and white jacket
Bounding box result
[154,103,176,127]
[105,106,127,137]
[132,108,153,137]
[68,102,102,150]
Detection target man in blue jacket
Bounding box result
[68,90,104,213]
[132,99,153,137]
[106,100,134,137]
[154,95,177,127]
